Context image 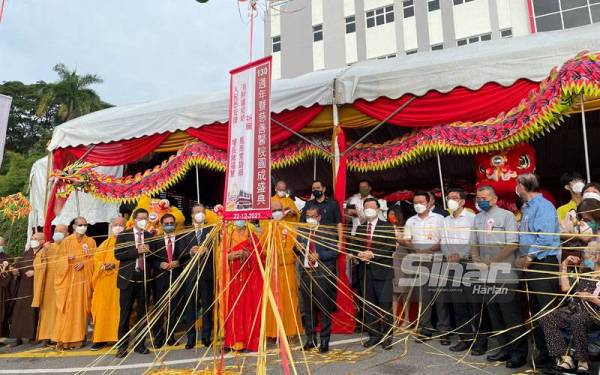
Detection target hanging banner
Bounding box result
[0,94,12,169]
[223,56,272,220]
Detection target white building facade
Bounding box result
[265,0,600,79]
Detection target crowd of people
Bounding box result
[0,173,598,374]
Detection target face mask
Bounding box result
[30,240,40,249]
[306,217,319,227]
[75,225,87,235]
[583,258,596,269]
[111,226,124,236]
[583,192,600,202]
[137,219,148,230]
[476,200,492,212]
[359,187,370,196]
[234,220,246,228]
[52,232,65,242]
[413,204,427,214]
[446,199,460,212]
[364,208,378,219]
[163,224,176,234]
[312,190,323,199]
[194,212,206,224]
[572,181,585,194]
[272,211,284,221]
[277,190,286,198]
[586,220,599,233]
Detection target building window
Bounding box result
[313,24,323,42]
[532,0,599,32]
[457,32,492,46]
[500,28,513,38]
[403,1,414,18]
[453,0,463,5]
[345,15,356,33]
[272,35,281,53]
[366,5,394,28]
[406,49,417,55]
[431,43,443,51]
[376,53,397,60]
[428,0,440,11]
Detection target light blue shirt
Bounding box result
[519,194,560,259]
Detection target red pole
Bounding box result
[0,0,6,24]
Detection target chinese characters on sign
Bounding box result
[223,57,272,220]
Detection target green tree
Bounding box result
[37,63,109,122]
[0,151,44,197]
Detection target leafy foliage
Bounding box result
[0,216,29,258]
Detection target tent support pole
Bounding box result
[75,189,81,217]
[313,156,317,180]
[342,96,416,157]
[580,93,591,183]
[436,152,446,210]
[271,118,332,156]
[195,165,201,204]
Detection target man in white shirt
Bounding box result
[346,180,386,236]
[402,191,448,343]
[440,188,475,352]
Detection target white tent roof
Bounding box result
[48,23,600,151]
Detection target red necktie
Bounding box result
[167,236,173,263]
[366,222,373,252]
[137,231,145,271]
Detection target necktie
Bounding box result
[137,231,144,272]
[167,236,173,263]
[366,222,373,252]
[308,230,316,267]
[196,229,203,244]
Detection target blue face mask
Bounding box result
[476,199,492,212]
[583,258,596,269]
[234,220,246,228]
[586,220,599,233]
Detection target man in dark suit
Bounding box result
[114,208,153,358]
[298,206,338,353]
[150,214,188,347]
[179,204,214,349]
[352,198,396,350]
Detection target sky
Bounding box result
[0,0,265,105]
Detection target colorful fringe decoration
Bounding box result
[53,51,600,201]
[0,193,32,223]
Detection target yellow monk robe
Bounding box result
[271,194,300,223]
[90,236,120,343]
[32,243,61,341]
[261,221,303,338]
[52,234,96,349]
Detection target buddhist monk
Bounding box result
[90,217,124,350]
[32,224,68,345]
[52,217,96,349]
[10,233,42,346]
[272,180,300,222]
[262,200,303,339]
[0,236,12,340]
[223,220,263,352]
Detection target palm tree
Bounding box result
[36,63,109,122]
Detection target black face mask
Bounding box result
[312,190,323,199]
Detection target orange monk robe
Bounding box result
[260,221,303,338]
[90,236,120,343]
[271,194,300,223]
[52,234,96,348]
[32,243,61,341]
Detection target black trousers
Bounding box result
[300,265,337,342]
[486,288,528,359]
[184,276,214,344]
[447,286,473,341]
[362,273,393,341]
[524,255,559,358]
[152,272,185,343]
[118,271,148,350]
[466,284,494,351]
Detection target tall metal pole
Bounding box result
[195,165,201,204]
[75,189,81,217]
[580,93,591,183]
[436,152,447,210]
[313,156,317,180]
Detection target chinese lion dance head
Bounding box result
[128,195,185,235]
[475,143,536,196]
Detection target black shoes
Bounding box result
[449,341,470,352]
[10,339,22,347]
[166,339,176,347]
[185,341,195,350]
[91,342,106,351]
[319,341,329,353]
[363,338,379,348]
[470,346,487,356]
[134,346,150,355]
[115,348,128,358]
[302,339,317,351]
[486,351,510,362]
[506,357,527,369]
[201,338,211,347]
[440,337,451,346]
[381,339,393,350]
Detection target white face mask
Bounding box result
[364,208,378,219]
[194,212,205,224]
[447,199,460,212]
[111,226,124,236]
[272,211,284,221]
[136,219,148,230]
[75,225,87,235]
[276,190,286,198]
[583,192,600,202]
[306,217,319,227]
[414,204,427,214]
[30,240,40,249]
[52,232,65,242]
[572,181,585,194]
